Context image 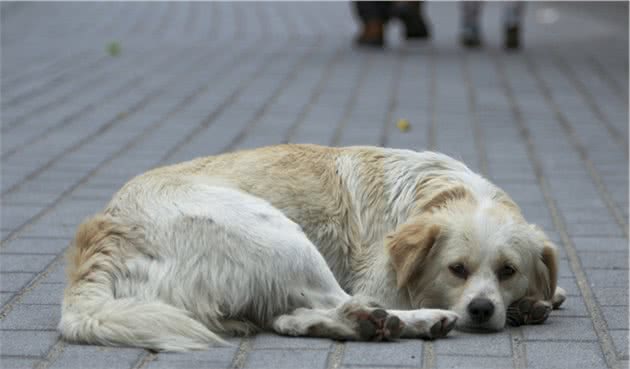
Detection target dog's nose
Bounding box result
[468,298,495,323]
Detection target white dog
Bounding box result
[59,144,565,351]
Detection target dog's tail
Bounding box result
[58,214,227,352]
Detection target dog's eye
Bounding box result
[449,263,468,279]
[498,265,516,280]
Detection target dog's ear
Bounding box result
[386,216,441,289]
[528,240,558,301]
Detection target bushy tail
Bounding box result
[59,298,227,351]
[59,214,227,352]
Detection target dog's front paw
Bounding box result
[507,297,552,326]
[552,287,566,309]
[403,309,459,339]
[343,305,405,341]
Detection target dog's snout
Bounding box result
[467,298,495,323]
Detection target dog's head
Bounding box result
[386,185,557,332]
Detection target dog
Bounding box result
[59,144,566,351]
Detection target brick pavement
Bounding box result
[0,2,627,369]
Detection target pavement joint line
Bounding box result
[462,53,525,369]
[380,47,404,147]
[1,354,42,359]
[0,48,188,198]
[2,47,171,159]
[130,351,157,369]
[496,56,622,369]
[33,337,66,369]
[222,36,323,152]
[587,56,628,103]
[524,55,628,239]
[0,43,234,244]
[325,341,345,369]
[0,40,248,249]
[421,338,435,369]
[158,35,280,162]
[552,53,628,154]
[330,49,374,146]
[230,338,253,369]
[283,41,346,143]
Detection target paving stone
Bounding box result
[434,331,512,357]
[0,272,35,292]
[244,349,329,369]
[434,355,514,369]
[525,341,607,369]
[572,237,629,252]
[0,254,55,272]
[552,296,589,317]
[253,333,332,350]
[594,287,629,306]
[609,329,629,359]
[47,344,144,369]
[1,292,14,306]
[558,277,581,297]
[565,222,626,237]
[578,251,629,270]
[342,341,422,367]
[0,304,60,330]
[601,306,629,330]
[1,237,71,254]
[20,282,65,305]
[522,317,598,341]
[0,357,39,369]
[587,269,629,288]
[0,330,59,356]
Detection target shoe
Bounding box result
[355,20,385,48]
[460,26,481,48]
[504,25,520,50]
[395,2,431,40]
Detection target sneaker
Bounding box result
[460,26,481,48]
[504,25,520,50]
[355,20,385,48]
[395,2,431,40]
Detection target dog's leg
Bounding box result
[272,296,405,341]
[388,309,459,339]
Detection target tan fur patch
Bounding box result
[386,216,441,289]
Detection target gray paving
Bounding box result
[0,2,628,369]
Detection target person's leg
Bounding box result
[460,1,482,47]
[354,2,392,47]
[503,1,524,49]
[393,1,431,40]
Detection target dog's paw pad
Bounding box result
[428,315,457,339]
[507,297,552,326]
[351,308,404,341]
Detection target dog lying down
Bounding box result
[59,144,566,351]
